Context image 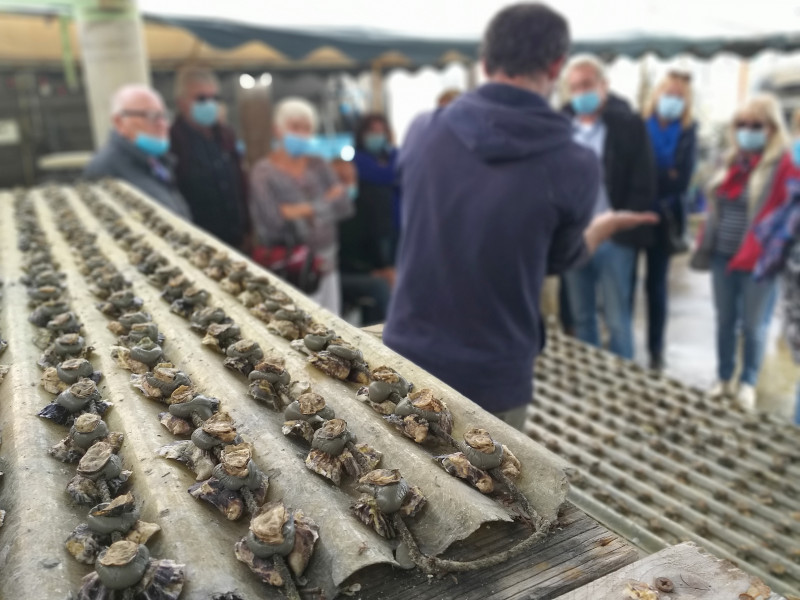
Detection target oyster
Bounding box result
[161,274,192,303]
[128,337,164,368]
[57,357,98,384]
[168,388,219,421]
[202,322,242,353]
[190,306,228,332]
[284,393,334,424]
[352,470,426,538]
[158,439,215,480]
[132,366,191,400]
[170,285,209,318]
[148,265,182,287]
[223,339,264,376]
[367,366,411,406]
[191,411,238,449]
[159,412,193,436]
[281,420,316,444]
[235,504,319,584]
[384,414,430,443]
[308,351,350,380]
[461,427,504,470]
[437,452,494,493]
[39,379,107,425]
[267,319,301,341]
[94,541,150,591]
[46,311,82,335]
[395,388,453,435]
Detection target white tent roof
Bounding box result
[138,0,800,41]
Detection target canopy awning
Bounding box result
[1,9,799,73]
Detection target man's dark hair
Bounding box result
[481,3,570,79]
[354,113,394,151]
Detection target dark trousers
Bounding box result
[642,239,671,359]
[340,273,391,326]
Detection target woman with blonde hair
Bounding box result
[639,71,698,371]
[693,93,790,408]
[249,97,353,313]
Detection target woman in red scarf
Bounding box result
[692,94,790,408]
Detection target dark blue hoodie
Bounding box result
[383,83,600,413]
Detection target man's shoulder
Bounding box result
[84,144,120,178]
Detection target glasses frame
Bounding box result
[119,109,171,124]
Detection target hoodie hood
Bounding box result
[443,82,574,163]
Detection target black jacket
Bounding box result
[170,116,249,248]
[564,102,657,248]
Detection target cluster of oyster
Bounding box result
[436,428,521,495]
[351,469,427,539]
[72,185,319,588]
[28,188,186,600]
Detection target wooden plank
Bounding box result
[349,504,639,600]
[555,542,784,600]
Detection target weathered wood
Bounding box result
[555,542,783,600]
[347,504,638,600]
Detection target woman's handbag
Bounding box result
[251,226,322,294]
[689,219,712,271]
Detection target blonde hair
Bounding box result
[174,66,218,100]
[563,54,607,83]
[643,73,694,129]
[274,97,319,132]
[728,93,788,161]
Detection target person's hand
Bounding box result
[280,202,314,220]
[325,184,345,201]
[583,210,659,255]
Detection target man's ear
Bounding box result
[548,55,567,81]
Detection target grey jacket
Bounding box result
[84,131,192,220]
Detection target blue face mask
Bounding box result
[792,139,800,167]
[736,128,767,152]
[657,95,685,122]
[347,184,358,200]
[364,133,387,154]
[283,133,313,157]
[134,133,169,157]
[571,91,602,115]
[191,100,219,127]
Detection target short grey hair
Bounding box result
[174,66,219,99]
[110,84,163,116]
[564,54,608,82]
[274,97,319,132]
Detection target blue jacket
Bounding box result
[84,131,192,220]
[383,83,599,413]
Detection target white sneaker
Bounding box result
[737,384,757,411]
[709,380,735,398]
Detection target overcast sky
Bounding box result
[138,0,800,40]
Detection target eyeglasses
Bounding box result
[736,121,765,130]
[119,109,171,124]
[194,94,221,103]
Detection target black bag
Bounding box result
[660,199,690,256]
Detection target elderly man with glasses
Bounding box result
[84,84,191,219]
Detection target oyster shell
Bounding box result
[437,452,494,493]
[461,427,504,470]
[308,351,350,380]
[202,322,242,353]
[158,440,215,480]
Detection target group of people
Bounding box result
[83,1,800,427]
[85,68,401,326]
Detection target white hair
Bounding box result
[564,54,608,82]
[274,97,319,132]
[174,66,219,99]
[110,84,163,116]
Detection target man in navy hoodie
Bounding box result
[383,2,657,430]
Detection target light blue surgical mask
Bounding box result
[571,91,601,115]
[364,133,387,154]
[283,133,314,157]
[736,128,767,152]
[657,95,685,122]
[134,133,169,157]
[792,139,800,167]
[347,184,358,200]
[191,100,219,127]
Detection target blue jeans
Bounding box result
[565,241,637,359]
[711,254,778,385]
